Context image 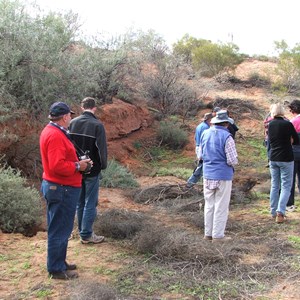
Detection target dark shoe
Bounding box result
[203,235,212,240]
[65,261,77,270]
[275,213,285,223]
[80,232,105,244]
[49,270,79,280]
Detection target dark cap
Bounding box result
[213,106,221,112]
[48,102,75,118]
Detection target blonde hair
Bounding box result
[270,103,285,118]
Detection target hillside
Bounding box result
[1,59,300,300]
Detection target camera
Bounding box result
[79,151,91,174]
[79,150,90,161]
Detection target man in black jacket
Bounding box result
[69,97,107,244]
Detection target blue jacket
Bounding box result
[201,125,234,180]
[195,121,210,146]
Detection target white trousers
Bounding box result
[204,180,232,239]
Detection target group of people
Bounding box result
[40,97,300,279]
[188,100,300,243]
[40,98,107,280]
[264,101,300,222]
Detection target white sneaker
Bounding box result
[286,205,297,212]
[80,232,105,244]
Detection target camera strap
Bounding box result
[71,139,86,157]
[49,122,85,157]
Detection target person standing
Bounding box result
[40,102,93,280]
[69,97,107,244]
[286,100,300,211]
[268,103,299,223]
[199,110,238,242]
[186,112,213,188]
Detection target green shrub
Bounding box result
[100,159,139,188]
[0,166,42,236]
[157,121,189,150]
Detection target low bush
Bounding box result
[157,121,189,150]
[0,166,42,236]
[94,209,149,239]
[101,159,139,188]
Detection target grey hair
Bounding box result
[270,103,285,118]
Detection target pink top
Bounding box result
[291,115,300,133]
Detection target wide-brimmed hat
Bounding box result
[211,110,234,124]
[48,102,75,118]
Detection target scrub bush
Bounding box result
[0,166,42,236]
[100,159,139,188]
[157,121,189,149]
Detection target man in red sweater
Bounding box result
[40,102,92,280]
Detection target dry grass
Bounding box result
[94,209,150,239]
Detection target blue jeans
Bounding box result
[41,180,80,273]
[269,161,294,216]
[77,175,100,239]
[187,162,203,185]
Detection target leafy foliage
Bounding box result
[100,159,139,188]
[0,165,42,235]
[0,0,80,112]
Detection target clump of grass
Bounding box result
[68,282,119,300]
[288,235,300,250]
[154,167,192,180]
[101,159,139,188]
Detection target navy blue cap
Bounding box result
[48,102,75,117]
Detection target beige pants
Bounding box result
[204,180,232,239]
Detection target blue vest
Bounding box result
[200,125,234,180]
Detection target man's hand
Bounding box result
[78,159,93,172]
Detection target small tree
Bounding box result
[274,40,300,93]
[141,55,200,117]
[192,42,243,78]
[172,34,210,63]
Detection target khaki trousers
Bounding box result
[204,180,232,239]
